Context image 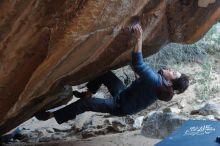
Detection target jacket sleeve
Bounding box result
[131,51,162,87]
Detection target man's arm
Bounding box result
[131,24,162,86]
[133,24,142,53]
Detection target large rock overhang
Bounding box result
[0,0,220,135]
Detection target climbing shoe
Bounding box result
[72,90,92,99]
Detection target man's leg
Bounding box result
[36,72,126,121]
[72,73,109,99]
[73,71,126,98]
[87,71,126,97]
[53,97,117,124]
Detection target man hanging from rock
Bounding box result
[35,24,189,124]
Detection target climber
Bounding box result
[35,24,189,124]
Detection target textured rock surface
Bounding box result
[0,0,220,135]
[191,102,220,117]
[141,111,188,139]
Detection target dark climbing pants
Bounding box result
[54,71,126,124]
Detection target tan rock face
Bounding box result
[198,0,216,7]
[0,0,220,135]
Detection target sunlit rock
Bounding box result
[0,0,220,135]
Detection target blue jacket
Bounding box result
[119,52,170,115]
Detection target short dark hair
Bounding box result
[171,73,189,94]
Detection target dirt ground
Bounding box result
[3,131,160,146]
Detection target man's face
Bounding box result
[161,68,181,80]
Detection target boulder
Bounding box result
[0,0,220,135]
[191,101,220,117]
[141,111,188,139]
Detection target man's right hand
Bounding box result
[132,24,143,53]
